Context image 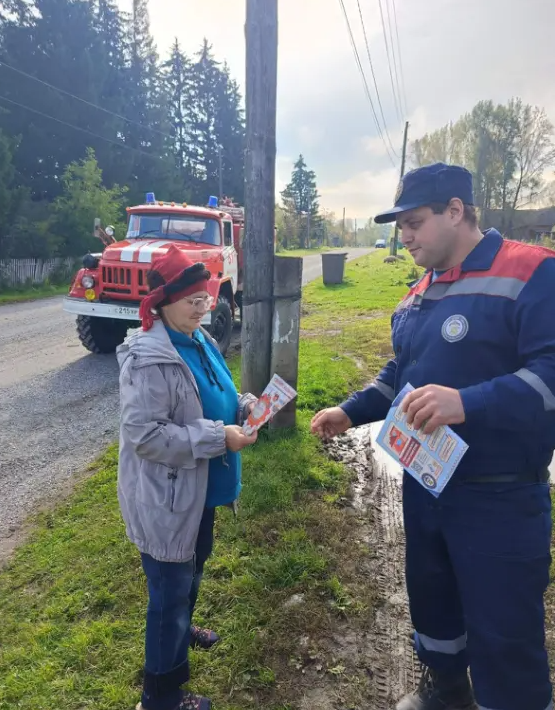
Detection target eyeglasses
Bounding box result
[184,295,214,311]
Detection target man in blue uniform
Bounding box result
[311,163,554,710]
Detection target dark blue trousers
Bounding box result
[140,507,216,710]
[403,474,552,710]
[403,474,553,710]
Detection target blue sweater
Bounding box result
[341,230,555,479]
[166,327,241,507]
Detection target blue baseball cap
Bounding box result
[374,163,474,224]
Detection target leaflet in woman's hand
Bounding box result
[243,374,297,435]
[375,383,469,497]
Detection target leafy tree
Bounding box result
[50,148,127,256]
[411,98,555,229]
[507,99,555,217]
[0,0,247,260]
[0,129,26,258]
[0,0,123,199]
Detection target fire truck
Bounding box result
[63,193,249,356]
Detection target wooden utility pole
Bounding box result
[242,0,278,397]
[391,120,409,256]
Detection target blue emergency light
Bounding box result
[146,192,156,204]
[208,195,218,208]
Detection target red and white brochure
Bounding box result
[243,374,297,435]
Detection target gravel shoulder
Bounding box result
[0,249,371,564]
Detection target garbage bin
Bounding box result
[321,252,347,285]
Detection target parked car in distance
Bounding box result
[375,239,387,248]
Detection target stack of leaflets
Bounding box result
[375,383,469,497]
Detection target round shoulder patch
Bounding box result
[441,314,469,343]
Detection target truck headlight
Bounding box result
[81,275,95,289]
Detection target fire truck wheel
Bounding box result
[209,295,233,355]
[76,315,128,354]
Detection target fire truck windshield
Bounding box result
[126,214,220,245]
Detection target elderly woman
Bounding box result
[117,245,257,710]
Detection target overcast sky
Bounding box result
[118,0,555,222]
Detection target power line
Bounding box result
[355,0,399,158]
[384,0,405,119]
[337,0,397,167]
[391,0,409,117]
[0,94,164,161]
[377,0,403,122]
[0,59,174,142]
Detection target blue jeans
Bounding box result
[140,507,216,710]
[403,474,552,710]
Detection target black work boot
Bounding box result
[396,667,477,710]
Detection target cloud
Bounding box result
[361,106,431,160]
[319,166,400,220]
[296,125,325,150]
[119,0,555,220]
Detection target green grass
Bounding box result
[0,283,68,304]
[0,252,416,710]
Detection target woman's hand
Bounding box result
[225,425,258,452]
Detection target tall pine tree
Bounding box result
[0,0,247,257]
[281,155,320,248]
[213,62,245,204]
[162,38,195,197]
[188,39,221,201]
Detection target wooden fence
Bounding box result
[0,258,79,288]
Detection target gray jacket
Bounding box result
[116,320,255,562]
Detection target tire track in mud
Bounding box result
[329,425,419,707]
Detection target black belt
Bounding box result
[459,468,550,485]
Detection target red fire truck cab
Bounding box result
[63,194,247,355]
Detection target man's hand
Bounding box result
[311,407,353,440]
[225,425,258,452]
[402,385,465,435]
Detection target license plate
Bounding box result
[115,306,138,317]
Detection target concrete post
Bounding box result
[270,256,303,430]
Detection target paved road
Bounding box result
[0,248,371,560]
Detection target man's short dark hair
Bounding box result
[429,202,478,228]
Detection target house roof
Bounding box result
[483,207,555,233]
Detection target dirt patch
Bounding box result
[544,584,555,684]
[342,354,365,370]
[285,426,419,708]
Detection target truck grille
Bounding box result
[101,266,149,296]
